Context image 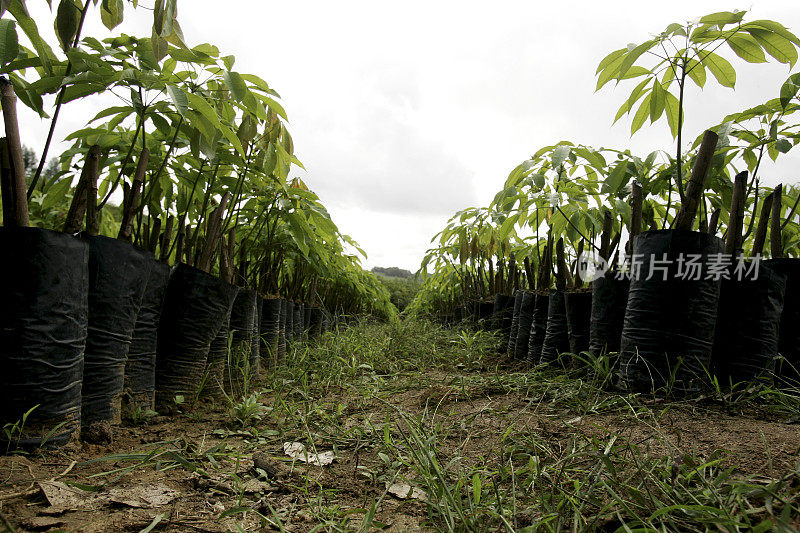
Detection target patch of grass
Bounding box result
[72,318,800,532]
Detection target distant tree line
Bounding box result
[371,266,413,279]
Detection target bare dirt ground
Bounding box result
[1,326,799,532]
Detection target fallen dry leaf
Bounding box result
[38,481,179,511]
[283,442,335,466]
[386,482,427,501]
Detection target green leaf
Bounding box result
[746,20,800,47]
[664,91,680,138]
[0,19,18,65]
[616,40,655,80]
[649,80,665,122]
[746,28,797,66]
[151,30,168,62]
[222,70,248,102]
[596,51,627,90]
[780,73,800,108]
[775,138,792,153]
[602,162,627,194]
[613,78,650,124]
[684,59,706,88]
[551,145,570,169]
[100,0,124,31]
[596,47,626,74]
[699,11,746,26]
[254,93,287,120]
[166,84,188,117]
[41,177,71,210]
[727,34,767,63]
[700,51,736,88]
[54,0,79,51]
[8,1,53,74]
[630,92,652,135]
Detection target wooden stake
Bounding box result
[118,148,149,241]
[752,191,774,256]
[0,78,28,226]
[724,171,747,255]
[771,184,784,258]
[674,130,718,231]
[63,145,101,234]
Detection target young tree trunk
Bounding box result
[674,130,718,231]
[574,239,585,287]
[118,148,149,241]
[148,217,162,253]
[63,145,101,234]
[752,191,774,256]
[219,227,236,284]
[599,209,613,261]
[85,154,99,235]
[174,218,186,263]
[724,171,747,255]
[555,238,572,290]
[159,216,174,262]
[627,180,643,255]
[708,208,721,235]
[488,258,495,294]
[506,254,516,293]
[183,225,193,265]
[196,192,231,273]
[1,139,14,225]
[0,78,29,226]
[523,256,535,290]
[771,184,784,258]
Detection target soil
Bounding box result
[1,363,799,532]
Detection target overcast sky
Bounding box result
[20,1,800,271]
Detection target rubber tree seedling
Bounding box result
[597,10,800,209]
